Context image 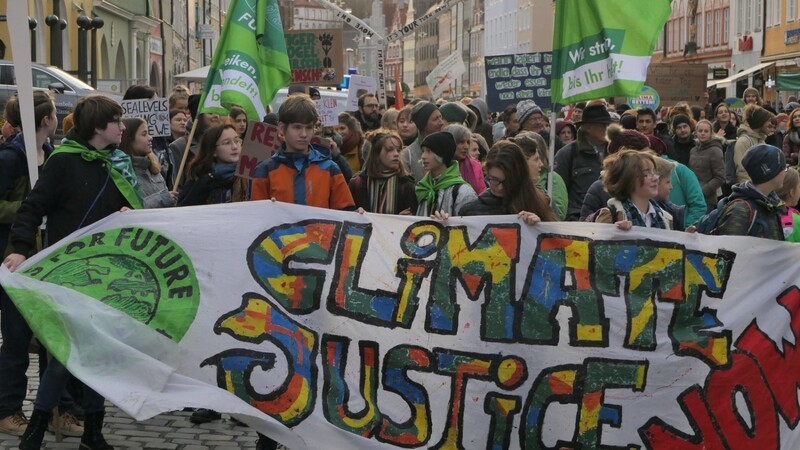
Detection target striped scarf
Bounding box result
[368,173,399,214]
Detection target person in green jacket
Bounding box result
[513,132,568,220]
[661,154,707,226]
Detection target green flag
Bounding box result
[199,0,291,121]
[551,0,671,105]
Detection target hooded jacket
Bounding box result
[251,144,355,210]
[734,124,767,183]
[715,182,785,240]
[467,99,494,148]
[689,136,726,209]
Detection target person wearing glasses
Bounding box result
[4,95,140,450]
[178,124,248,206]
[593,149,671,230]
[353,92,382,132]
[459,141,558,224]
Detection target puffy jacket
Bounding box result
[251,145,355,210]
[689,136,726,210]
[715,182,785,241]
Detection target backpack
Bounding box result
[693,196,757,235]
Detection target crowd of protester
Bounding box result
[1,82,798,449]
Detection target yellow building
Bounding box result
[763,0,800,104]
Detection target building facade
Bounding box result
[762,0,800,104]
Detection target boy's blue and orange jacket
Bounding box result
[251,145,355,210]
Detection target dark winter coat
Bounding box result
[553,128,607,220]
[689,136,726,210]
[9,131,130,256]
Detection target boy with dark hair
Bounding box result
[251,94,354,209]
[4,94,141,449]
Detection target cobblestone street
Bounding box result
[0,314,275,449]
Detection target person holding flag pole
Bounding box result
[549,0,672,210]
[172,0,292,193]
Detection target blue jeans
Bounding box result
[0,288,75,418]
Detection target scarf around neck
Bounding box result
[368,172,400,214]
[415,162,466,206]
[50,140,144,209]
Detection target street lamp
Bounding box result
[45,14,67,68]
[28,17,38,62]
[77,15,92,82]
[90,17,104,87]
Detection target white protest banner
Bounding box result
[121,98,171,137]
[426,52,467,99]
[315,98,340,127]
[4,202,800,449]
[346,75,378,111]
[237,120,281,179]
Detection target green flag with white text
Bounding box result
[199,0,291,121]
[551,0,671,105]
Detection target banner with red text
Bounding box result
[2,202,800,449]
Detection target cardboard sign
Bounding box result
[346,75,378,111]
[645,63,708,107]
[121,98,171,137]
[484,53,552,113]
[315,98,340,127]
[237,120,281,180]
[426,52,467,100]
[285,29,344,86]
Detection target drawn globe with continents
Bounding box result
[22,227,200,342]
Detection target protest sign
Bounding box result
[285,29,344,86]
[485,53,552,112]
[121,98,171,137]
[646,63,708,107]
[4,203,800,449]
[426,52,466,100]
[626,85,661,110]
[724,97,746,118]
[346,75,378,111]
[315,97,340,127]
[237,120,281,179]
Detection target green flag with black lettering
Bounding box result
[199,0,291,121]
[551,0,671,104]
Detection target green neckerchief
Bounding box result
[415,162,466,206]
[50,140,144,209]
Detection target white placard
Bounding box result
[345,75,378,111]
[121,98,171,137]
[426,52,467,99]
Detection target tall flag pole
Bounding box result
[550,0,671,105]
[198,0,292,121]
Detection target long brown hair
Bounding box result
[187,124,235,181]
[485,141,558,221]
[363,128,408,178]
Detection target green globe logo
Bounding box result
[23,227,200,342]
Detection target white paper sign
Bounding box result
[426,52,467,99]
[315,97,340,127]
[345,75,378,111]
[121,98,171,137]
